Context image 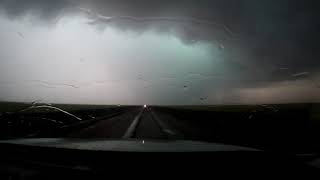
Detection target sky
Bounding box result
[0,0,320,105]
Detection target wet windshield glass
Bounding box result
[0,0,320,153]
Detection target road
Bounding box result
[63,105,319,154]
[67,106,184,140]
[2,104,317,153]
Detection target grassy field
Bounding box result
[158,103,320,117]
[0,101,134,140]
[1,101,320,118]
[152,103,320,152]
[0,101,119,113]
[162,103,315,110]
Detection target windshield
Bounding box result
[0,0,320,153]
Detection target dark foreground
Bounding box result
[1,102,320,178]
[1,102,320,153]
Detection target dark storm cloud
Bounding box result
[1,0,320,102]
[74,0,320,59]
[0,0,73,21]
[1,0,319,51]
[237,0,320,72]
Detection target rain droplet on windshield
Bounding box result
[17,32,24,38]
[219,43,224,50]
[291,72,309,77]
[279,67,289,70]
[200,97,207,101]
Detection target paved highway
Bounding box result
[67,106,184,140]
[1,104,317,153]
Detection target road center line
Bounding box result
[122,108,145,138]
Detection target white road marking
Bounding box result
[122,108,145,138]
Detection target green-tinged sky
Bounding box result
[0,0,320,105]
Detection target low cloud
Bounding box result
[0,0,320,104]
